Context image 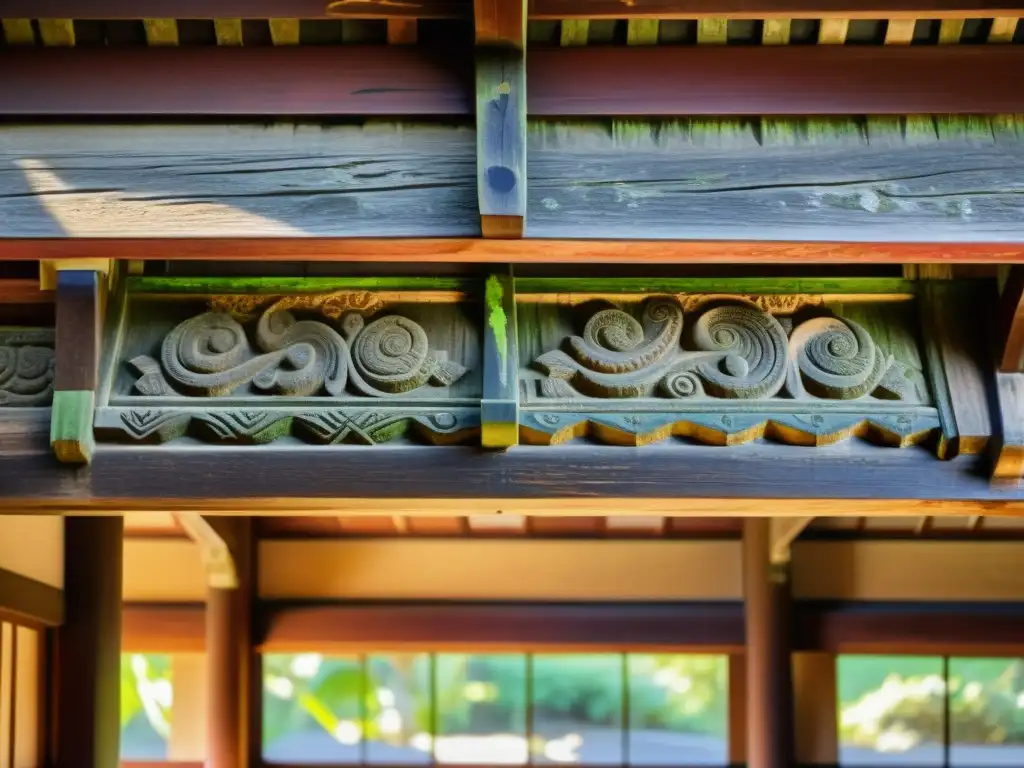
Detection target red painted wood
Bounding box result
[2,46,1024,117]
[0,0,470,18]
[1,239,1023,265]
[4,0,1021,19]
[0,47,472,117]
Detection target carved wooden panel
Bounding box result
[518,294,940,448]
[96,285,481,446]
[0,328,55,407]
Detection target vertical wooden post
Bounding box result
[51,268,105,464]
[474,0,527,238]
[743,518,794,768]
[482,268,518,449]
[206,518,252,768]
[56,517,123,768]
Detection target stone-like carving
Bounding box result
[0,329,55,407]
[130,303,467,398]
[533,297,926,404]
[99,406,478,446]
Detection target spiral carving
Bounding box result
[689,304,788,399]
[255,308,349,397]
[567,297,684,374]
[351,315,431,394]
[788,316,886,399]
[0,344,55,406]
[139,300,466,399]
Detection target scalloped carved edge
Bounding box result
[0,328,56,408]
[519,411,942,448]
[95,407,480,446]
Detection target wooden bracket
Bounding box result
[39,258,111,292]
[474,0,527,238]
[174,514,239,589]
[482,268,519,448]
[51,268,105,463]
[992,372,1024,484]
[997,266,1024,372]
[768,517,813,565]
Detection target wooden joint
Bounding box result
[997,266,1024,372]
[481,269,519,449]
[173,514,240,589]
[769,517,813,565]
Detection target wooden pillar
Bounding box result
[743,517,794,768]
[56,517,123,768]
[205,518,252,768]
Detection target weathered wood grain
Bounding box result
[476,49,527,238]
[4,119,1024,243]
[919,281,996,457]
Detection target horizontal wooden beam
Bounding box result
[2,239,1023,264]
[3,46,1024,117]
[0,566,63,627]
[5,0,1023,20]
[121,603,206,652]
[259,602,745,651]
[794,601,1024,652]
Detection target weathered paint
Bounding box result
[486,274,509,383]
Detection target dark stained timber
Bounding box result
[4,0,1022,19]
[2,46,1024,117]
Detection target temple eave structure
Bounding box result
[5,8,1024,768]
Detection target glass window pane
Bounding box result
[837,655,945,766]
[531,654,624,765]
[120,652,172,761]
[435,654,527,765]
[627,654,728,766]
[262,653,364,764]
[950,657,1024,767]
[366,654,433,765]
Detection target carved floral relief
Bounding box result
[0,329,55,407]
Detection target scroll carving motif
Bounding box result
[0,330,55,407]
[533,297,926,404]
[129,302,468,398]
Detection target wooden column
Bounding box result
[743,517,795,768]
[474,0,527,238]
[205,518,252,768]
[56,517,123,768]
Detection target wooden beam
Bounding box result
[3,240,1024,265]
[475,0,527,238]
[0,568,63,627]
[173,514,238,589]
[743,518,795,768]
[481,269,518,448]
[51,269,102,464]
[206,518,251,768]
[8,0,1024,19]
[998,266,1024,372]
[259,602,745,651]
[4,46,1024,117]
[56,517,123,768]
